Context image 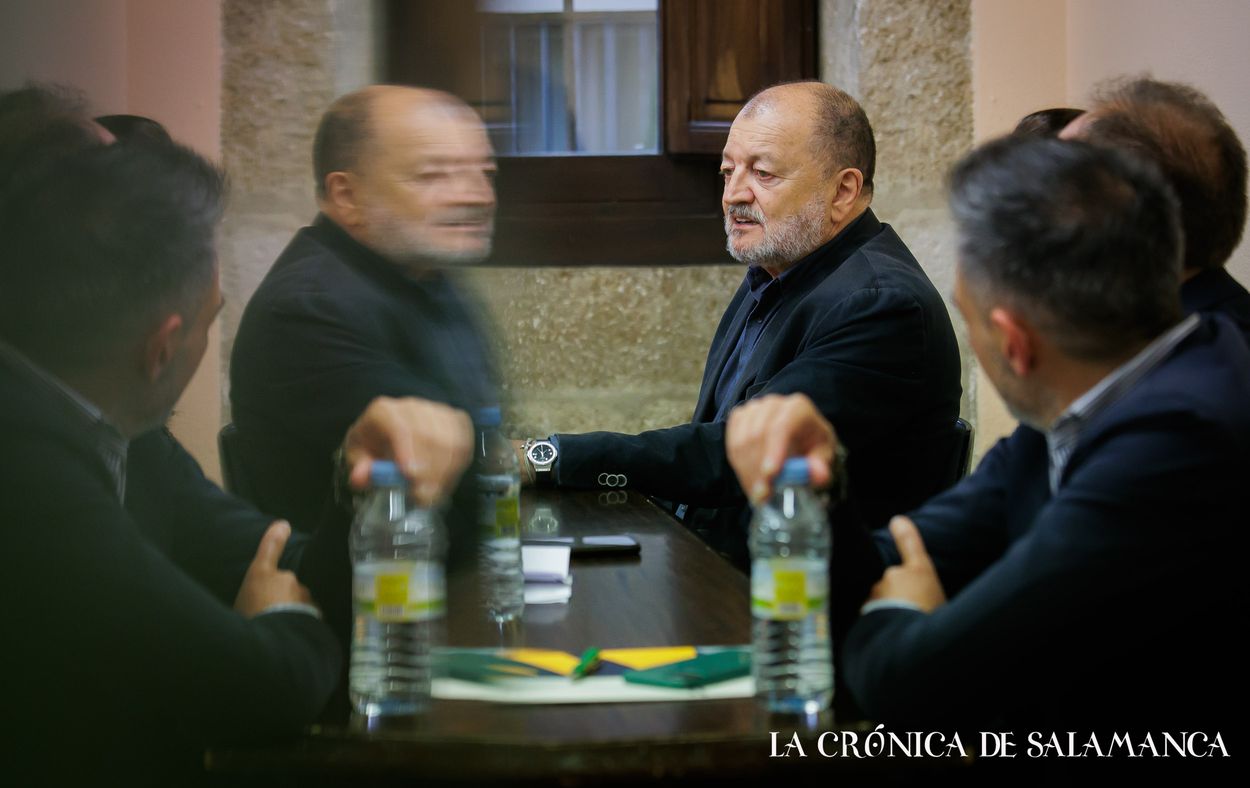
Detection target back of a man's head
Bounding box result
[0,141,225,374]
[1012,107,1085,139]
[949,136,1183,361]
[1080,77,1247,272]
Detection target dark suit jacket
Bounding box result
[0,374,341,783]
[1182,266,1250,339]
[556,210,962,561]
[842,315,1249,731]
[230,215,497,536]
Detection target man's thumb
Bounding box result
[251,520,291,570]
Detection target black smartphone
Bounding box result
[522,535,641,557]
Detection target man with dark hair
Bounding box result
[727,136,1248,731]
[1065,76,1250,335]
[0,83,112,196]
[95,113,173,145]
[231,85,499,535]
[0,87,476,781]
[0,139,337,779]
[520,81,962,566]
[1012,107,1085,138]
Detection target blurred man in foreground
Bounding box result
[231,85,499,535]
[0,86,475,783]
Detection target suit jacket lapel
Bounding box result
[694,284,753,421]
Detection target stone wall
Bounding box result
[220,0,976,444]
[823,0,975,427]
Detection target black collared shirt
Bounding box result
[710,212,870,422]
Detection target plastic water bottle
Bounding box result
[349,461,446,716]
[749,458,833,714]
[474,407,524,623]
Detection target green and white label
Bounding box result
[353,560,446,623]
[751,558,828,621]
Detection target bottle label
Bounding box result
[751,558,828,621]
[478,475,521,537]
[353,560,446,623]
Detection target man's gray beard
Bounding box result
[725,197,827,268]
[364,203,493,268]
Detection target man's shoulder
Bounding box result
[810,221,942,305]
[249,223,383,311]
[1072,317,1250,484]
[1122,316,1250,430]
[239,228,396,339]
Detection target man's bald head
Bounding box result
[313,85,496,268]
[741,81,876,194]
[312,85,477,198]
[1074,77,1247,272]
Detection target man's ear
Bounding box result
[143,314,183,383]
[828,167,865,226]
[322,171,363,228]
[989,306,1037,377]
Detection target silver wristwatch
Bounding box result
[523,438,558,484]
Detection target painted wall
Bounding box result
[0,0,225,481]
[968,0,1068,457]
[1066,0,1250,285]
[0,0,128,109]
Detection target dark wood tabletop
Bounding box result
[206,490,960,786]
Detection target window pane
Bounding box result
[572,0,657,11]
[479,0,563,13]
[478,2,658,156]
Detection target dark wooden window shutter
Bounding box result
[385,0,818,265]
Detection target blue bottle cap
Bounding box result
[475,406,503,428]
[775,458,811,487]
[368,460,405,487]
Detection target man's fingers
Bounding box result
[348,458,372,491]
[806,451,832,488]
[252,520,292,570]
[889,516,933,568]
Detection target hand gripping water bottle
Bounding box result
[474,407,524,623]
[749,457,833,714]
[349,460,447,716]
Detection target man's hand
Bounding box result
[342,397,474,507]
[867,517,947,613]
[234,520,315,618]
[726,393,838,503]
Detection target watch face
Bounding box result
[529,443,555,464]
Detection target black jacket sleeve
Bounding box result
[3,438,343,745]
[555,286,938,508]
[842,414,1238,726]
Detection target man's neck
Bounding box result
[56,367,144,439]
[1038,343,1148,428]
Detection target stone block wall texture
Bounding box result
[221,0,977,445]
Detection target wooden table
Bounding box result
[207,490,958,786]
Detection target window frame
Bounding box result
[386,0,817,266]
